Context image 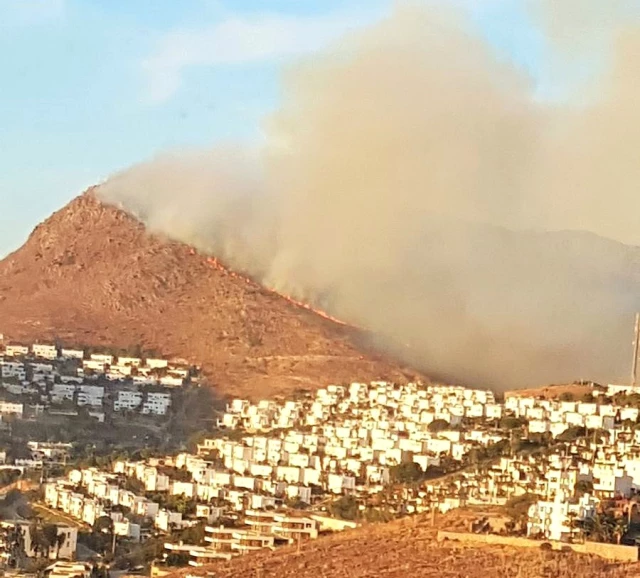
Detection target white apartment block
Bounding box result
[118,357,142,367]
[0,361,26,380]
[142,392,171,415]
[159,376,184,387]
[77,385,104,407]
[60,375,83,385]
[146,358,168,369]
[90,353,114,365]
[4,345,29,357]
[83,360,107,373]
[527,492,598,541]
[109,365,133,376]
[32,344,58,360]
[0,401,24,417]
[61,348,85,360]
[114,390,143,411]
[133,375,158,385]
[51,383,77,403]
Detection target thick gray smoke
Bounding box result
[99,3,640,390]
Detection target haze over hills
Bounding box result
[97,2,640,391]
[0,190,418,398]
[4,3,640,394]
[2,187,640,398]
[101,179,640,391]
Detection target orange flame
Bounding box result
[199,253,353,327]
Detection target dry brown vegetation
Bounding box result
[505,383,595,400]
[167,515,639,578]
[0,191,420,398]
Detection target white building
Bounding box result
[90,354,114,366]
[0,361,26,380]
[82,360,107,373]
[77,385,104,407]
[142,392,171,415]
[61,349,85,360]
[114,390,143,412]
[4,345,29,357]
[32,344,58,360]
[0,401,23,417]
[118,357,142,367]
[527,492,598,542]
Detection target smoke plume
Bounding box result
[99,2,640,390]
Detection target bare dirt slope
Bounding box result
[167,516,637,578]
[505,383,596,400]
[0,190,419,398]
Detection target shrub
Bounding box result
[428,419,450,433]
[390,462,424,483]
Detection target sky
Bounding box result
[0,0,549,257]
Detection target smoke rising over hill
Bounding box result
[99,3,640,389]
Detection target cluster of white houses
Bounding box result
[183,380,640,545]
[0,342,197,418]
[38,379,640,560]
[0,521,78,563]
[43,458,342,566]
[400,383,640,542]
[41,382,511,563]
[166,510,329,567]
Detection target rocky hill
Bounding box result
[0,190,418,398]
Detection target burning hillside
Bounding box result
[96,2,640,390]
[202,254,352,327]
[0,191,418,398]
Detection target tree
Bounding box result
[94,515,114,535]
[179,522,205,545]
[93,516,115,556]
[583,513,615,543]
[390,462,424,484]
[556,426,586,443]
[574,480,594,496]
[499,417,528,430]
[165,552,190,567]
[505,494,537,533]
[613,517,629,544]
[170,468,192,483]
[53,532,67,560]
[0,469,21,488]
[124,477,145,494]
[42,525,60,559]
[29,521,58,559]
[428,419,450,433]
[329,496,358,521]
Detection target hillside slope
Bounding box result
[166,515,637,578]
[0,190,417,398]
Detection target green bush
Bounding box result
[390,462,424,483]
[329,496,358,520]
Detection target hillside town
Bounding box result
[0,340,201,423]
[3,342,640,572]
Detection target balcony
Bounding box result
[188,549,234,565]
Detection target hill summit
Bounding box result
[0,190,417,398]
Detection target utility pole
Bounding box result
[632,313,640,386]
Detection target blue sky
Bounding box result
[0,0,548,257]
